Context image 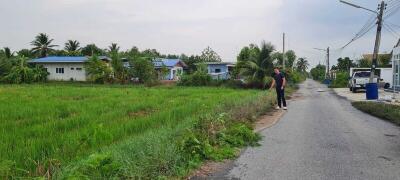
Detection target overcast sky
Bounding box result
[0,0,399,68]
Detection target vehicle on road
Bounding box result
[348,71,378,93]
[349,68,393,90]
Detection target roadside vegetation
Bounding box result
[352,102,400,125]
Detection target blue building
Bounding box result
[204,62,235,80]
[122,58,187,80]
[153,59,187,80]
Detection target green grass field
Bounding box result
[0,84,268,178]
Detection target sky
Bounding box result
[0,0,399,68]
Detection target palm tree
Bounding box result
[296,58,310,72]
[31,33,58,58]
[64,40,81,52]
[108,43,120,54]
[4,47,13,59]
[238,41,275,84]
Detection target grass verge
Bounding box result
[352,101,400,125]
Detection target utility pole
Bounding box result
[370,0,386,83]
[313,47,330,79]
[283,33,286,70]
[327,47,330,79]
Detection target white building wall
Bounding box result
[41,63,87,81]
[169,67,183,80]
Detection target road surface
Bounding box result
[225,79,400,180]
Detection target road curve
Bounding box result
[225,79,400,180]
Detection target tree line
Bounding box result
[0,33,223,84]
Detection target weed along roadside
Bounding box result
[189,87,297,178]
[352,101,400,125]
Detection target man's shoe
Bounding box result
[275,106,281,110]
[283,107,288,110]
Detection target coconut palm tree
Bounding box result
[108,43,120,54]
[31,33,58,58]
[64,40,81,53]
[237,41,275,86]
[82,44,104,56]
[296,57,310,72]
[4,47,13,59]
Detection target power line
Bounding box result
[384,0,400,18]
[338,0,400,50]
[383,22,400,38]
[386,21,400,28]
[338,7,378,50]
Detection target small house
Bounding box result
[204,62,235,80]
[153,59,187,80]
[29,56,111,81]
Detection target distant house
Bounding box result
[153,59,187,80]
[123,58,187,80]
[203,62,235,80]
[29,56,111,81]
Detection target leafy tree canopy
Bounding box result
[200,46,222,62]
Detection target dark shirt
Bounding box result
[272,72,285,88]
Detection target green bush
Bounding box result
[177,71,212,86]
[242,77,273,89]
[84,55,112,84]
[330,72,348,88]
[1,56,48,84]
[286,70,306,84]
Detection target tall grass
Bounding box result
[0,84,263,178]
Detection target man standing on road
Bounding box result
[270,67,287,110]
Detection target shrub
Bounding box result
[242,77,273,89]
[330,72,348,88]
[1,56,48,84]
[286,70,306,84]
[130,58,157,84]
[85,55,112,83]
[177,71,212,86]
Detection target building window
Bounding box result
[76,68,82,71]
[215,69,221,73]
[56,68,64,74]
[71,68,75,70]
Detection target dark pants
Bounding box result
[276,88,287,108]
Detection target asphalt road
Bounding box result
[225,79,400,180]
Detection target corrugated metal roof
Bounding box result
[153,58,185,68]
[30,56,110,63]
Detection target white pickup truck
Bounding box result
[348,71,378,93]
